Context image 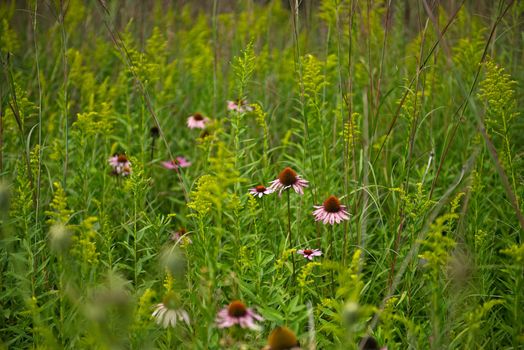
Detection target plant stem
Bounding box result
[287,190,295,280]
[330,224,335,295]
[134,193,138,285]
[150,137,156,162]
[59,0,69,189]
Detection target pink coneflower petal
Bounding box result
[152,294,190,329]
[297,249,323,260]
[108,154,132,177]
[215,300,263,331]
[162,157,192,170]
[187,113,210,129]
[312,195,350,225]
[175,156,191,167]
[227,99,253,113]
[269,167,309,196]
[162,161,176,170]
[227,101,238,111]
[249,185,274,198]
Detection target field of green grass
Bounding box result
[1,0,523,349]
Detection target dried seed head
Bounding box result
[150,126,160,138]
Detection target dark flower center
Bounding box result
[117,154,128,163]
[323,195,341,213]
[361,336,380,350]
[303,249,313,256]
[255,185,267,193]
[150,126,160,138]
[278,167,298,186]
[193,113,204,121]
[228,300,247,317]
[177,227,187,235]
[268,326,299,350]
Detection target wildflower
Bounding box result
[108,153,132,176]
[269,167,309,196]
[227,99,253,113]
[170,227,192,245]
[297,249,322,260]
[249,185,274,198]
[312,195,350,225]
[162,157,192,170]
[187,113,210,129]
[152,291,190,328]
[216,300,263,330]
[265,326,301,350]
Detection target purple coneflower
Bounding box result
[227,99,253,113]
[152,292,190,328]
[269,167,309,196]
[108,153,132,176]
[249,185,274,198]
[313,195,350,225]
[170,227,192,245]
[187,113,210,129]
[297,249,322,260]
[216,300,263,330]
[162,157,192,170]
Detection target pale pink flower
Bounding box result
[108,154,132,176]
[170,227,192,245]
[227,99,253,113]
[162,157,192,170]
[216,300,263,330]
[269,167,309,196]
[249,185,274,198]
[313,195,350,225]
[152,292,190,328]
[297,249,322,260]
[187,113,210,129]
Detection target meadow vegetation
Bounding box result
[0,0,523,349]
